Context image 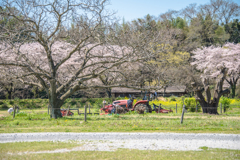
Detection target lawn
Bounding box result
[0,109,239,133]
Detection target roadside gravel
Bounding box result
[1,132,239,152]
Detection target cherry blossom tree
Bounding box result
[191,43,240,114]
[0,0,159,118]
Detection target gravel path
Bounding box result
[1,132,240,152]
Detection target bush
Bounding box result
[169,96,177,101]
[19,100,28,106]
[9,100,14,105]
[220,97,231,112]
[80,98,87,104]
[0,103,9,110]
[182,98,198,112]
[0,100,4,105]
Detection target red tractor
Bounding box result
[101,99,173,114]
[60,109,74,116]
[101,99,152,114]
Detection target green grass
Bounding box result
[0,141,82,153]
[0,141,239,160]
[0,109,239,133]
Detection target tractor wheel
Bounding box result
[115,105,125,114]
[148,105,152,113]
[134,104,149,114]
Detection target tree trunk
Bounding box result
[191,69,230,114]
[106,88,112,98]
[5,83,14,99]
[49,97,63,119]
[49,80,63,119]
[231,84,236,98]
[226,76,239,98]
[201,103,218,114]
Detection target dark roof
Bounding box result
[111,86,186,93]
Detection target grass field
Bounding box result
[0,141,239,160]
[0,109,239,133]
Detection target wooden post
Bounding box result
[13,106,16,119]
[158,103,161,113]
[116,105,118,114]
[223,103,225,113]
[176,103,177,113]
[67,106,70,116]
[220,103,222,114]
[48,105,49,114]
[16,105,19,113]
[88,104,90,113]
[84,105,87,122]
[180,105,185,124]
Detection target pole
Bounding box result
[13,106,16,119]
[176,103,177,113]
[180,105,185,124]
[67,106,70,116]
[84,105,87,122]
[220,103,222,114]
[16,105,19,113]
[48,105,49,114]
[158,103,161,113]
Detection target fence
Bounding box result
[1,102,239,115]
[152,103,240,114]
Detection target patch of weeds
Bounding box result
[199,146,209,150]
[65,128,70,132]
[16,112,27,117]
[113,114,120,118]
[86,117,92,120]
[14,121,20,125]
[26,114,32,120]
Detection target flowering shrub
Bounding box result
[229,99,240,106]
